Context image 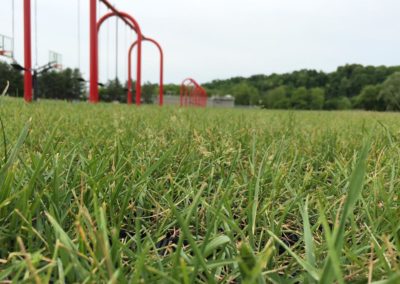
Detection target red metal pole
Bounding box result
[190,86,193,105]
[153,40,164,106]
[188,87,191,106]
[157,43,164,106]
[185,86,188,106]
[185,87,188,106]
[200,89,203,106]
[184,87,186,106]
[23,0,32,102]
[89,0,98,103]
[199,89,202,106]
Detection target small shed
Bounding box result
[159,94,180,106]
[208,95,235,108]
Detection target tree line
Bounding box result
[1,61,400,110]
[0,62,85,101]
[0,61,165,103]
[204,64,400,111]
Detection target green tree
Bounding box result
[290,87,308,109]
[142,82,157,104]
[289,87,325,110]
[261,86,289,109]
[324,97,351,110]
[0,61,23,97]
[353,85,384,111]
[379,72,400,111]
[38,68,84,100]
[163,84,180,96]
[71,69,86,100]
[204,63,400,111]
[99,78,125,102]
[231,82,260,106]
[309,88,325,109]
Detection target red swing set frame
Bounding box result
[21,0,154,105]
[96,11,143,105]
[128,37,164,106]
[180,78,208,107]
[21,0,205,107]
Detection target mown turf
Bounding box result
[0,97,399,283]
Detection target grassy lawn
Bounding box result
[0,97,399,283]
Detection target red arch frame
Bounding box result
[128,38,164,106]
[180,78,207,107]
[92,11,143,105]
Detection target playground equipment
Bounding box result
[0,34,13,58]
[18,0,146,104]
[15,0,208,106]
[49,51,63,70]
[96,5,165,106]
[16,0,64,101]
[180,78,208,107]
[128,37,164,106]
[96,9,142,105]
[11,60,59,100]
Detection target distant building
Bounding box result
[155,94,235,108]
[208,95,235,108]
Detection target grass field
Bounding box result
[0,97,399,283]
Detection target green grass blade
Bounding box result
[320,141,370,283]
[268,230,320,281]
[300,196,316,283]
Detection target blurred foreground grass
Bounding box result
[0,97,399,283]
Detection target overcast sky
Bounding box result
[0,0,399,84]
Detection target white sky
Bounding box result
[0,0,399,84]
